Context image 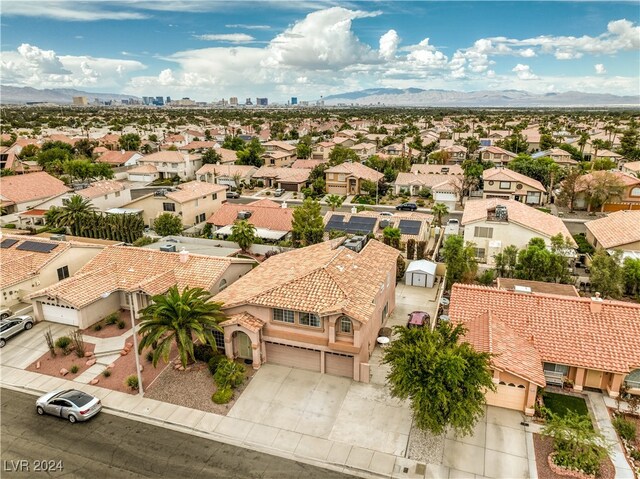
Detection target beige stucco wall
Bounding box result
[76,295,121,329]
[483,181,546,205]
[125,191,224,228]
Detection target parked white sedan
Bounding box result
[36,389,102,423]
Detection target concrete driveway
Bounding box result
[0,321,71,369]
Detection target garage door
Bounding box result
[485,383,527,412]
[325,353,354,378]
[41,303,79,326]
[411,273,427,287]
[280,183,298,192]
[265,342,321,372]
[327,184,347,195]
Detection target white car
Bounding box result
[0,315,34,348]
[36,389,102,423]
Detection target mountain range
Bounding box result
[322,88,640,107]
[0,86,139,104]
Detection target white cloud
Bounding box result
[1,1,148,21]
[379,30,399,60]
[225,24,270,30]
[520,48,536,58]
[406,39,448,69]
[512,64,538,80]
[196,33,255,43]
[595,63,607,74]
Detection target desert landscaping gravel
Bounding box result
[407,423,445,464]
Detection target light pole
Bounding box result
[128,291,144,395]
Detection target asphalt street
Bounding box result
[0,388,354,479]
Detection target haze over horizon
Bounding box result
[1,1,639,103]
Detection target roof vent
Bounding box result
[514,285,532,294]
[160,244,176,253]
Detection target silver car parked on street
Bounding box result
[0,315,34,347]
[36,389,102,423]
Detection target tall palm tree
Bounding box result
[138,286,227,368]
[590,139,606,171]
[325,194,344,211]
[431,203,449,227]
[383,226,402,249]
[56,195,96,236]
[230,219,257,252]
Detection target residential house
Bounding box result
[212,239,399,381]
[132,151,202,180]
[428,145,467,164]
[431,178,461,208]
[207,198,293,242]
[0,172,70,215]
[410,164,463,176]
[495,278,579,297]
[123,181,226,228]
[178,141,218,153]
[261,141,297,167]
[332,137,356,148]
[127,164,160,183]
[290,159,326,170]
[162,134,187,148]
[210,147,239,165]
[449,284,640,414]
[381,143,420,159]
[1,234,104,309]
[312,141,336,161]
[197,164,256,188]
[323,210,432,244]
[97,134,120,150]
[350,142,377,161]
[574,171,640,211]
[28,246,254,329]
[253,166,310,192]
[30,180,134,215]
[479,146,517,166]
[622,161,640,177]
[0,148,42,175]
[324,163,383,195]
[585,210,640,252]
[393,172,460,196]
[461,198,575,264]
[595,148,624,165]
[96,150,142,167]
[482,167,547,206]
[533,148,578,167]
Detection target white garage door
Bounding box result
[485,383,527,412]
[327,184,347,195]
[41,303,79,326]
[265,342,321,372]
[411,273,427,287]
[325,353,354,378]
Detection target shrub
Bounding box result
[477,270,495,286]
[265,191,271,196]
[71,329,86,358]
[132,236,156,247]
[55,336,72,354]
[44,327,56,357]
[117,319,126,329]
[146,351,154,362]
[93,324,103,331]
[612,416,637,442]
[3,224,16,229]
[193,343,216,363]
[208,355,224,375]
[212,387,233,404]
[70,364,79,374]
[105,313,119,325]
[213,358,245,389]
[630,448,640,461]
[416,199,425,207]
[125,375,139,390]
[102,369,111,378]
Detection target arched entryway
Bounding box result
[234,331,253,360]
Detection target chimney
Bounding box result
[590,292,603,313]
[179,247,189,263]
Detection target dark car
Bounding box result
[396,202,418,211]
[226,191,240,199]
[407,311,430,328]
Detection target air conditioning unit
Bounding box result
[379,219,391,229]
[494,205,508,220]
[237,211,252,220]
[50,234,66,241]
[160,244,176,252]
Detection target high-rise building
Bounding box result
[245,98,253,105]
[155,96,164,106]
[229,97,238,106]
[256,97,268,106]
[72,96,88,106]
[290,97,298,105]
[166,96,172,104]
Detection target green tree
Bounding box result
[462,137,481,157]
[73,138,97,158]
[591,157,617,171]
[590,249,623,298]
[508,154,559,188]
[138,286,227,368]
[514,237,570,283]
[442,235,478,287]
[291,198,324,247]
[153,213,183,236]
[493,245,518,278]
[383,322,495,436]
[383,226,401,249]
[623,258,640,297]
[236,138,264,167]
[296,136,312,159]
[558,143,583,162]
[201,148,223,165]
[56,195,96,236]
[556,167,584,212]
[496,132,528,155]
[325,194,344,211]
[328,144,358,165]
[230,219,257,252]
[118,133,141,151]
[584,171,625,212]
[63,159,114,182]
[221,135,245,151]
[539,134,557,151]
[431,203,449,227]
[618,121,640,160]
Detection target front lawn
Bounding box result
[543,391,590,419]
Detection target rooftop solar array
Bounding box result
[16,241,58,253]
[0,238,18,249]
[325,215,377,234]
[398,220,422,235]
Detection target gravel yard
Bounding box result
[407,423,445,464]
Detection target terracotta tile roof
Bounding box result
[220,312,265,332]
[196,164,256,177]
[214,239,399,324]
[463,311,546,386]
[207,199,293,231]
[214,147,239,164]
[140,151,188,164]
[623,161,640,173]
[585,210,640,249]
[46,134,76,145]
[77,180,125,199]
[483,167,546,192]
[263,150,294,160]
[410,164,463,175]
[480,146,517,157]
[29,246,236,309]
[0,171,70,205]
[165,181,227,203]
[128,164,158,174]
[253,166,310,183]
[350,142,376,151]
[496,278,579,297]
[576,171,640,191]
[449,284,640,374]
[291,159,326,169]
[96,150,139,165]
[179,141,217,151]
[324,162,383,182]
[263,141,296,152]
[395,172,460,189]
[461,198,575,246]
[316,141,336,148]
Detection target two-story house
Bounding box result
[312,141,336,161]
[96,150,142,167]
[131,151,202,181]
[252,166,310,192]
[573,171,640,211]
[479,146,517,166]
[585,210,640,252]
[350,142,377,161]
[324,162,383,195]
[482,167,547,206]
[262,141,297,167]
[213,238,399,382]
[534,148,578,167]
[428,145,468,164]
[196,164,257,188]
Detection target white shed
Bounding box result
[405,260,437,288]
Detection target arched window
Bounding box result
[625,369,640,390]
[339,316,352,334]
[219,279,228,291]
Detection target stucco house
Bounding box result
[312,141,336,161]
[461,198,575,264]
[479,146,517,166]
[207,198,293,241]
[585,210,640,252]
[482,167,547,206]
[428,145,467,164]
[96,150,142,167]
[0,172,70,215]
[350,142,377,160]
[252,166,310,192]
[324,210,432,244]
[410,164,463,176]
[533,148,578,167]
[196,164,257,188]
[28,246,254,329]
[450,284,640,415]
[1,234,104,309]
[324,162,383,195]
[573,170,640,211]
[212,239,399,382]
[622,160,640,177]
[132,151,202,180]
[394,172,460,196]
[31,180,134,216]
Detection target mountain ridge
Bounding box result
[0,86,140,104]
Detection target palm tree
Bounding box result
[383,226,402,249]
[230,219,257,252]
[431,203,449,227]
[325,194,344,211]
[138,286,227,368]
[590,139,606,171]
[56,195,96,236]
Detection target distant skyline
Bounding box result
[1,1,639,102]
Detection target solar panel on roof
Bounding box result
[0,239,18,249]
[16,241,58,253]
[344,217,376,234]
[325,215,347,231]
[398,220,422,235]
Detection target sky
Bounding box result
[1,1,639,102]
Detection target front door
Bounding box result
[585,369,603,389]
[236,332,253,360]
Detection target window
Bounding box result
[543,363,569,375]
[474,226,493,238]
[338,174,346,181]
[339,316,352,334]
[57,265,70,281]
[299,312,321,328]
[218,279,227,291]
[115,191,120,198]
[163,202,176,212]
[172,163,177,168]
[273,308,294,323]
[526,191,541,204]
[473,247,486,259]
[162,162,167,167]
[211,193,217,200]
[212,330,225,350]
[196,213,206,223]
[625,369,640,389]
[631,187,640,197]
[499,181,511,189]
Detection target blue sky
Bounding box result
[1,1,639,102]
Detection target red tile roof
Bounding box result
[0,171,70,205]
[585,210,640,249]
[207,199,293,231]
